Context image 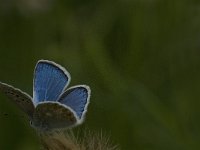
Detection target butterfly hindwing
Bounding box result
[0,82,34,118]
[58,85,91,120]
[32,102,77,131]
[33,60,71,104]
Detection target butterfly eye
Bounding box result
[30,121,33,126]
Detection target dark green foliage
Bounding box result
[0,0,200,149]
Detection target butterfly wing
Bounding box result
[0,82,34,118]
[33,60,71,104]
[58,85,91,121]
[32,102,77,131]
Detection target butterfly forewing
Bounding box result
[0,82,34,118]
[33,102,77,131]
[33,60,71,104]
[58,85,91,120]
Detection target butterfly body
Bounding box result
[0,60,91,131]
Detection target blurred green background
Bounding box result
[0,0,200,149]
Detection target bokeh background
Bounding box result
[0,0,200,149]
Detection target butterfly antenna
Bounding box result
[0,112,26,119]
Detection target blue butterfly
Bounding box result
[0,60,91,131]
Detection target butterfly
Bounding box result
[0,60,91,131]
